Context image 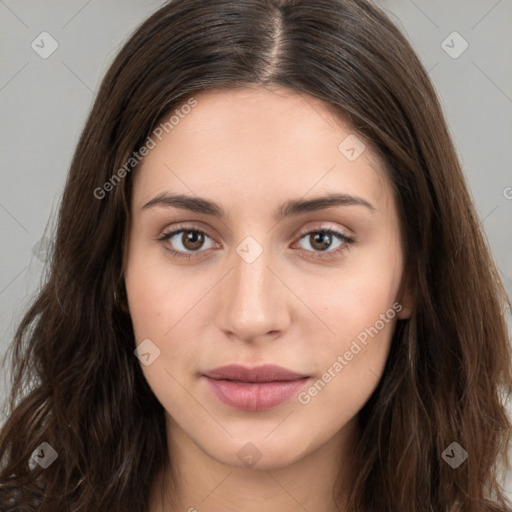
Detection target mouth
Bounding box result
[202,364,310,411]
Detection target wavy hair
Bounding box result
[1,0,511,510]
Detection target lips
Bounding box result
[203,364,309,383]
[202,364,310,411]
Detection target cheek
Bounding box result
[312,251,402,342]
[125,245,202,387]
[298,282,398,416]
[299,244,402,393]
[125,270,163,340]
[125,254,195,406]
[124,239,181,338]
[321,290,396,383]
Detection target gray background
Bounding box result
[1,0,511,495]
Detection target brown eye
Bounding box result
[180,230,205,251]
[158,227,216,258]
[297,229,353,255]
[308,232,334,251]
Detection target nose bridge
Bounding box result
[219,239,288,339]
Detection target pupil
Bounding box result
[312,232,331,251]
[184,231,203,250]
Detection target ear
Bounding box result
[396,267,415,320]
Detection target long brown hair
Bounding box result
[1,0,511,510]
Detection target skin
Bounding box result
[124,84,413,512]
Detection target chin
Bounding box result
[203,432,316,471]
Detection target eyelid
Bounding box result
[294,222,354,240]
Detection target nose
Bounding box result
[217,243,291,343]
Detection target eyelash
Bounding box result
[156,224,356,260]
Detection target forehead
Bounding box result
[132,85,391,213]
[150,85,365,157]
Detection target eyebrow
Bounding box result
[142,192,376,220]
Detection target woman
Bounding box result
[1,0,511,511]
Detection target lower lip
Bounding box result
[203,376,309,411]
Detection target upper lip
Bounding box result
[203,364,309,383]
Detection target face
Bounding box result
[124,85,411,471]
